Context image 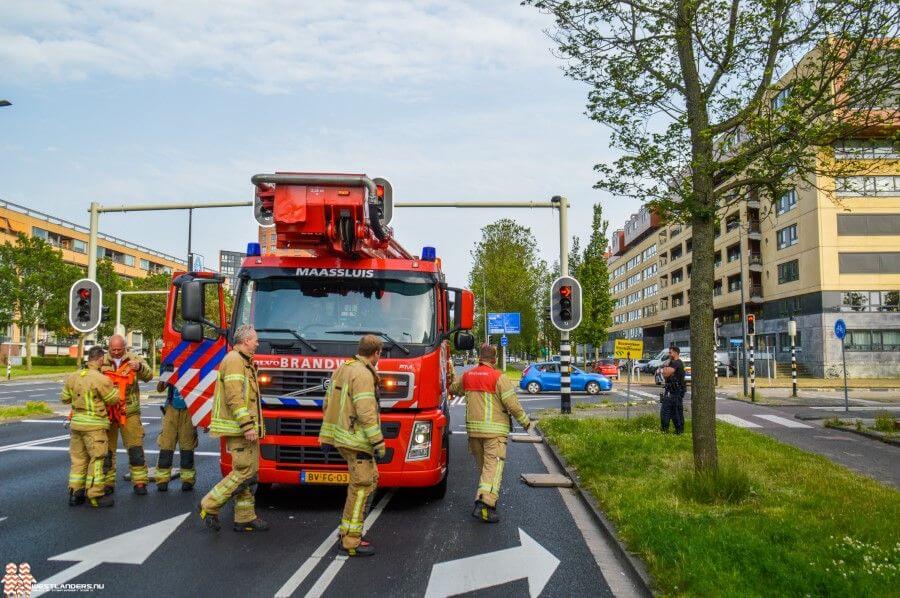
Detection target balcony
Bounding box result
[725,219,741,233]
[714,286,723,296]
[747,220,762,240]
[660,278,669,289]
[748,252,763,271]
[749,284,764,302]
[659,256,668,267]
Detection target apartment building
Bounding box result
[606,136,900,377]
[0,199,185,346]
[218,249,246,292]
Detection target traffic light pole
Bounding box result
[394,196,572,414]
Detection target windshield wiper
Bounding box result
[325,330,411,355]
[254,328,318,353]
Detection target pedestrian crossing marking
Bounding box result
[716,414,761,428]
[753,414,813,428]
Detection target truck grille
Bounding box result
[264,418,400,439]
[260,369,330,398]
[260,444,394,465]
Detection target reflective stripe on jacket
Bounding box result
[209,349,263,438]
[100,352,152,415]
[318,356,384,454]
[450,362,530,438]
[61,365,120,431]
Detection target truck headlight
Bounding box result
[406,421,432,462]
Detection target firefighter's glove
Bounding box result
[156,380,167,393]
[373,442,386,459]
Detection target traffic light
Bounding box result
[101,305,111,323]
[747,313,756,336]
[69,279,103,333]
[550,276,582,331]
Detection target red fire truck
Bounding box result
[160,173,475,497]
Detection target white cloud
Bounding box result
[0,1,555,94]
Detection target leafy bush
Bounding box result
[873,412,898,433]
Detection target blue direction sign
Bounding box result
[834,319,846,340]
[488,312,521,335]
[500,335,508,347]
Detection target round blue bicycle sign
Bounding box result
[834,319,846,340]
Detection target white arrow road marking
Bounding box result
[753,414,813,428]
[0,434,69,453]
[716,414,761,428]
[0,517,7,523]
[32,513,189,597]
[274,491,394,598]
[424,528,560,598]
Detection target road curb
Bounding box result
[823,424,900,447]
[537,424,655,597]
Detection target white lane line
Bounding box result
[716,414,761,428]
[0,517,6,523]
[275,491,394,598]
[304,491,394,598]
[11,446,220,456]
[0,434,70,453]
[451,431,467,435]
[628,389,658,399]
[753,414,813,429]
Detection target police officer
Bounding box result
[101,334,153,495]
[154,368,198,492]
[199,325,269,532]
[450,344,530,523]
[61,346,119,508]
[318,335,385,557]
[660,345,686,434]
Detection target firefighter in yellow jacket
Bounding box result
[61,346,119,508]
[199,325,269,532]
[450,344,530,523]
[154,369,198,492]
[318,335,385,557]
[101,334,153,495]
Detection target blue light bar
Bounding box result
[421,246,436,261]
[246,242,261,257]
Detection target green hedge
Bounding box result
[30,356,78,366]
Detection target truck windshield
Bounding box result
[235,277,436,345]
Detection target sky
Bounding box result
[0,0,641,287]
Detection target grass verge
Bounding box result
[0,401,54,420]
[541,414,900,596]
[6,364,78,379]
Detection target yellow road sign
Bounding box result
[613,339,644,360]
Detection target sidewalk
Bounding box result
[715,376,900,391]
[716,386,900,406]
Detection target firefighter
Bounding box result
[101,334,153,495]
[154,367,198,492]
[199,325,269,532]
[60,346,119,508]
[318,335,385,557]
[450,343,530,523]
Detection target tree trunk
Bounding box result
[689,214,719,473]
[149,336,157,374]
[77,334,85,366]
[24,324,33,370]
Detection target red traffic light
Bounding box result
[559,285,572,298]
[78,288,92,299]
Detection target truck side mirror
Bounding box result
[181,280,204,322]
[181,322,203,343]
[454,332,475,351]
[453,289,475,331]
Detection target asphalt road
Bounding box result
[0,379,642,598]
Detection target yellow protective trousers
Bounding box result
[468,435,507,508]
[200,437,259,523]
[105,414,148,487]
[69,429,109,499]
[155,407,198,484]
[337,447,379,549]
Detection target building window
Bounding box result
[778,331,802,352]
[140,259,151,270]
[614,264,627,278]
[72,239,86,253]
[771,86,791,111]
[643,284,658,299]
[714,251,722,269]
[642,263,657,279]
[835,176,900,196]
[776,189,797,215]
[839,253,900,274]
[841,290,900,312]
[642,245,657,259]
[846,329,900,352]
[727,274,742,293]
[727,244,741,263]
[777,260,799,284]
[837,214,900,236]
[123,254,135,267]
[776,224,798,249]
[834,139,900,160]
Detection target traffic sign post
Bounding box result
[614,340,643,420]
[500,335,508,372]
[834,319,848,413]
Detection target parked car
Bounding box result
[593,358,620,380]
[520,362,612,395]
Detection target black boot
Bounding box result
[68,489,85,506]
[133,483,148,495]
[181,481,194,492]
[198,505,221,531]
[471,500,500,523]
[233,518,270,532]
[157,482,169,492]
[89,495,115,508]
[339,541,376,557]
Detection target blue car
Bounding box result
[519,361,613,395]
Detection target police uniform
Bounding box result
[450,361,530,517]
[100,351,153,490]
[60,363,119,504]
[318,356,385,554]
[154,374,199,490]
[200,348,264,528]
